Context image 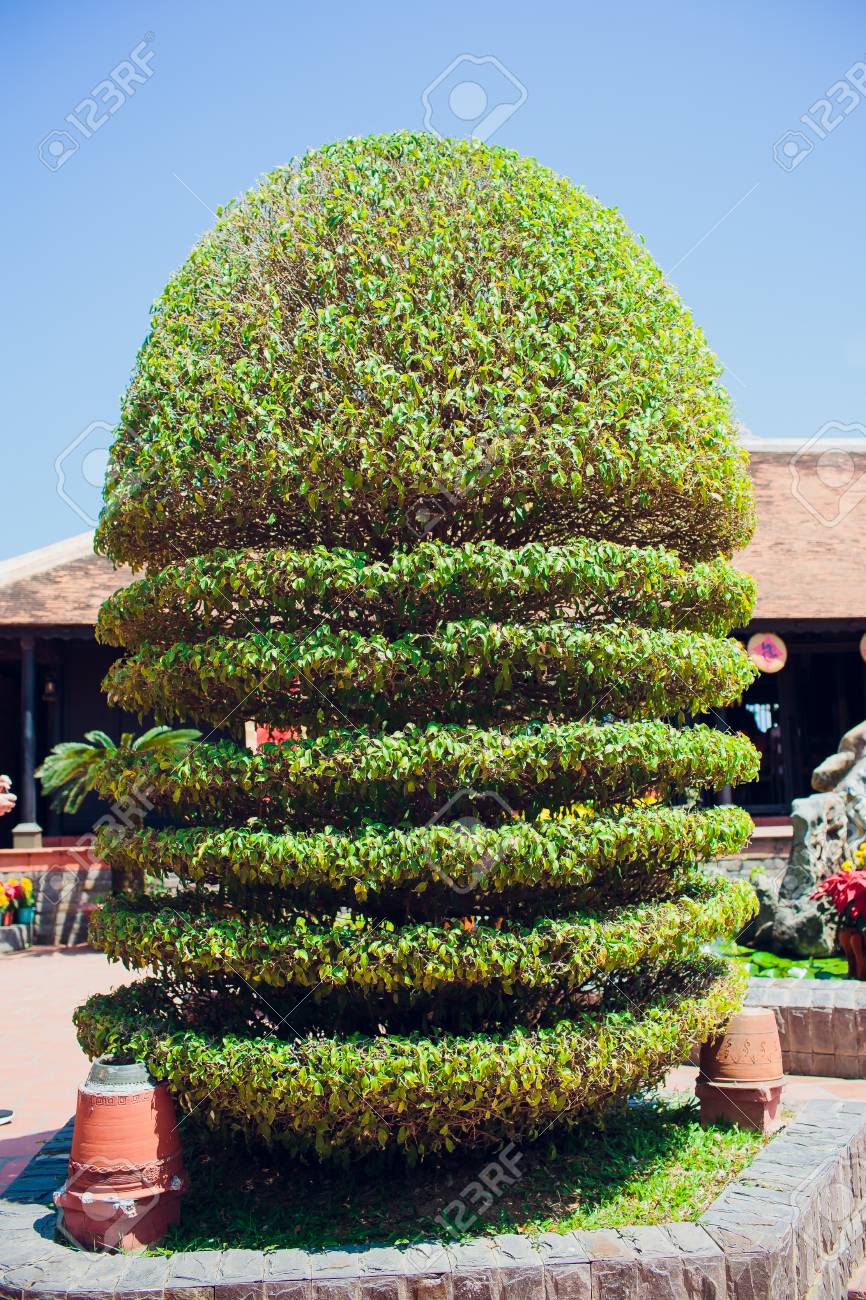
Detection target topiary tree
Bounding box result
[76,132,760,1161]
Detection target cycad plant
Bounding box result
[75,133,760,1161]
[36,726,201,815]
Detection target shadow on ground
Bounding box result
[153,1097,765,1254]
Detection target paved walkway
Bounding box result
[666,1062,866,1104]
[3,947,866,1200]
[0,946,139,1193]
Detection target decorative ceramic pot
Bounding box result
[699,1006,784,1087]
[15,906,34,926]
[53,1057,186,1251]
[696,1006,785,1134]
[839,927,866,980]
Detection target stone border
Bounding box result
[0,923,30,954]
[1,1100,865,1299]
[744,977,866,1078]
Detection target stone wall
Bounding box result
[743,978,866,1078]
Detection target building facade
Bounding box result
[724,439,866,814]
[0,533,136,848]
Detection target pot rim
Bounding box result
[82,1056,157,1094]
[697,1072,785,1089]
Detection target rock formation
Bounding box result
[741,722,866,957]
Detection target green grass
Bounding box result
[717,939,848,981]
[151,1096,765,1253]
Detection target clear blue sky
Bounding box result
[3,0,865,559]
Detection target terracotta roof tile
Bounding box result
[0,534,133,627]
[737,450,866,621]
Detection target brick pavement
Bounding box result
[0,946,139,1193]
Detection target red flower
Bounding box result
[811,869,866,921]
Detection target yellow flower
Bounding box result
[538,802,595,824]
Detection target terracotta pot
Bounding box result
[1,911,12,927]
[699,1006,783,1087]
[839,927,866,979]
[54,1057,186,1251]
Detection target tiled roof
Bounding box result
[0,533,134,627]
[738,444,866,622]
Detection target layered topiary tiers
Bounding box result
[77,132,760,1160]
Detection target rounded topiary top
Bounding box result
[96,132,753,568]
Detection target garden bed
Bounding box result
[720,939,848,981]
[3,1099,865,1299]
[153,1096,764,1253]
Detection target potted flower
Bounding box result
[6,877,34,926]
[811,858,866,978]
[0,883,12,926]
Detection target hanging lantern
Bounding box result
[747,632,787,673]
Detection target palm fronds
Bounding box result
[36,726,201,814]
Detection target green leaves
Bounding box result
[103,620,756,730]
[92,878,757,995]
[96,540,756,649]
[90,720,758,825]
[96,805,754,908]
[35,725,200,813]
